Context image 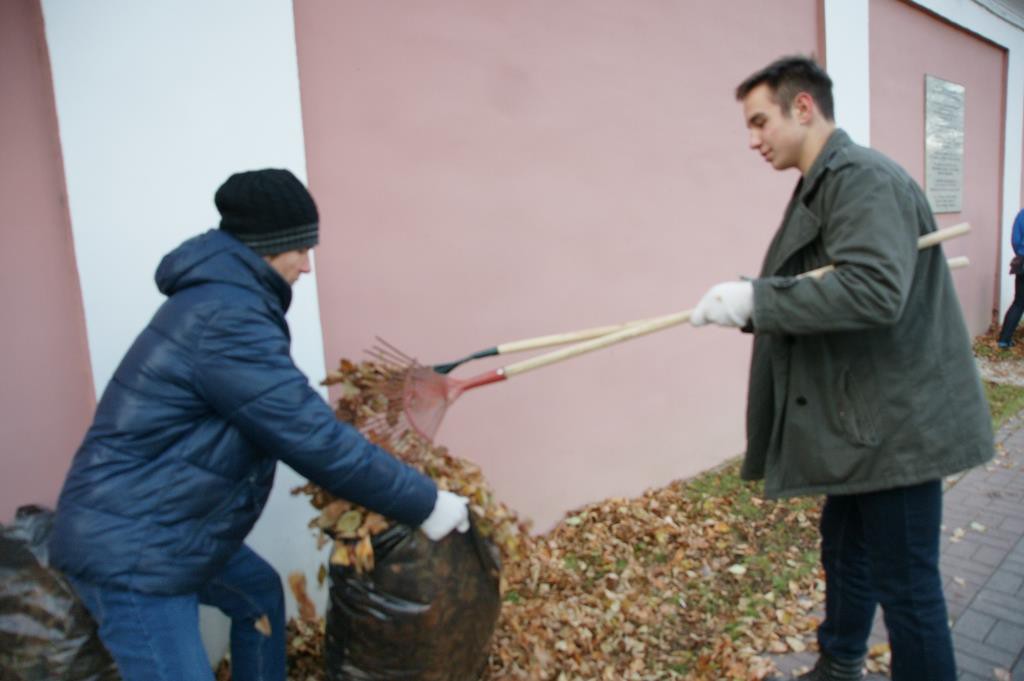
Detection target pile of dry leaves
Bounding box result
[293,358,532,575]
[222,358,847,680]
[486,470,824,680]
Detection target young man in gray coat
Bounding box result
[690,56,993,681]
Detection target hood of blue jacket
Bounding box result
[155,229,292,313]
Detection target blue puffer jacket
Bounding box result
[50,229,437,595]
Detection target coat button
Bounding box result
[795,396,808,406]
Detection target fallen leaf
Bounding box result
[334,510,363,538]
[253,614,272,637]
[330,541,351,566]
[287,571,317,622]
[786,636,806,652]
[354,535,375,573]
[868,642,890,657]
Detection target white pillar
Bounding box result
[824,0,872,146]
[40,0,331,649]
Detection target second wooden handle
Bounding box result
[502,222,970,378]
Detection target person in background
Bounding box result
[689,56,993,681]
[49,169,470,681]
[997,207,1024,348]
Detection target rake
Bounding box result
[366,223,970,442]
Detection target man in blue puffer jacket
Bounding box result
[49,169,469,681]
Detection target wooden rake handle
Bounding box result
[501,222,970,378]
[500,253,969,355]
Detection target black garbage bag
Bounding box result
[325,516,501,681]
[0,505,120,681]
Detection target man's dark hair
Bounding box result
[735,55,835,122]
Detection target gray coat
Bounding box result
[745,129,993,498]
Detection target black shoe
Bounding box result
[794,654,865,680]
[765,654,865,680]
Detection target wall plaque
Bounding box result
[924,75,965,213]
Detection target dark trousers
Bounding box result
[817,480,955,681]
[998,273,1024,345]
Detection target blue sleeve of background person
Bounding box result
[194,306,437,526]
[1013,209,1024,257]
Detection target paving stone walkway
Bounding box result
[770,410,1024,680]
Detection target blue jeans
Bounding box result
[68,544,286,681]
[817,480,955,681]
[998,273,1024,345]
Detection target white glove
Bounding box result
[690,281,754,328]
[419,490,470,541]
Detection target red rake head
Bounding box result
[365,338,459,443]
[402,366,507,439]
[401,365,452,441]
[366,338,508,444]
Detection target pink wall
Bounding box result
[870,0,1006,333]
[295,2,818,530]
[0,0,94,521]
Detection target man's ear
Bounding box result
[792,91,816,123]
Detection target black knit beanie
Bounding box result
[215,168,319,255]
